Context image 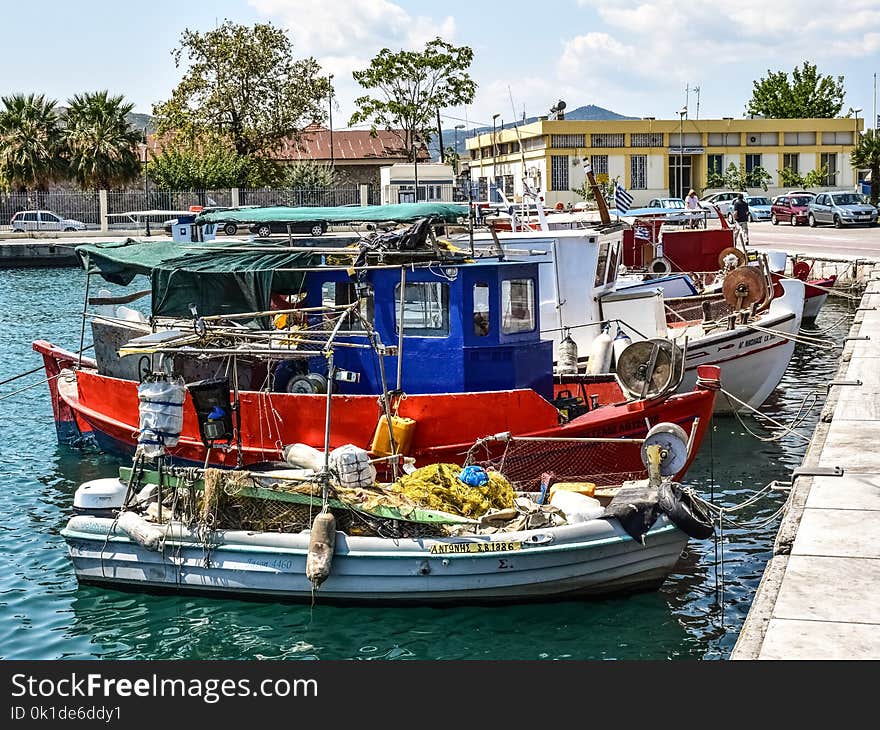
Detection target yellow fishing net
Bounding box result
[391,464,514,519]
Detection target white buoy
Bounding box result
[558,334,579,374]
[586,325,613,375]
[612,327,632,370]
[306,512,337,587]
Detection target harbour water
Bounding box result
[0,266,856,660]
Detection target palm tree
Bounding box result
[0,93,65,194]
[851,128,880,206]
[63,91,142,191]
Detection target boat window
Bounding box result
[320,282,372,331]
[473,282,490,336]
[605,243,620,286]
[394,282,449,337]
[501,279,535,334]
[594,241,610,287]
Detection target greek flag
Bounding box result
[614,183,633,213]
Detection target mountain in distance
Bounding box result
[429,104,637,160]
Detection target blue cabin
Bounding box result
[275,259,554,400]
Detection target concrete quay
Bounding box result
[732,264,880,659]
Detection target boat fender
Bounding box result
[283,443,325,471]
[117,510,165,552]
[658,482,714,539]
[611,327,632,370]
[586,325,613,375]
[306,512,337,587]
[602,483,663,544]
[557,334,579,374]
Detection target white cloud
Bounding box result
[249,0,457,126]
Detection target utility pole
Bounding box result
[694,86,701,120]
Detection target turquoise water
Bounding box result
[0,267,855,660]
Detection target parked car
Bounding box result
[770,194,813,226]
[699,191,744,216]
[162,205,259,236]
[808,191,878,228]
[646,197,690,225]
[249,219,329,237]
[10,210,86,232]
[727,195,772,223]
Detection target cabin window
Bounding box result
[594,242,610,287]
[501,279,535,334]
[606,243,620,285]
[320,282,372,331]
[394,282,449,337]
[473,282,490,336]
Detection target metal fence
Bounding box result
[1,184,381,231]
[0,191,101,228]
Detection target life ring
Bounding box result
[659,482,714,539]
[792,261,811,281]
[648,256,672,276]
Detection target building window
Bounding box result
[820,153,838,186]
[745,154,762,185]
[473,282,490,337]
[783,153,799,175]
[590,155,609,177]
[708,132,740,146]
[522,136,546,151]
[707,155,723,177]
[501,279,535,334]
[631,132,663,147]
[509,141,520,153]
[630,155,647,190]
[784,132,816,145]
[395,282,449,337]
[502,175,514,196]
[590,133,625,148]
[551,155,569,191]
[822,131,855,145]
[551,134,585,148]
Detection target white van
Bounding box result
[10,210,87,232]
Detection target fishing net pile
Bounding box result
[390,463,515,519]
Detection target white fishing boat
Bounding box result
[60,424,713,603]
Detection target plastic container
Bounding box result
[548,481,597,501]
[370,415,416,457]
[549,490,605,523]
[137,378,185,457]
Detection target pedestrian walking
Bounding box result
[731,193,750,248]
[685,189,701,228]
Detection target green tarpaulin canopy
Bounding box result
[77,239,318,318]
[194,203,468,225]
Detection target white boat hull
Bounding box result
[802,291,828,323]
[674,280,805,413]
[61,514,688,603]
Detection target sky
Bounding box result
[1,0,879,132]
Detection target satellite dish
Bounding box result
[721,265,766,309]
[615,338,683,400]
[640,422,689,476]
[557,100,566,110]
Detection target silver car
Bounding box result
[808,191,878,228]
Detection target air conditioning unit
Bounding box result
[749,135,758,144]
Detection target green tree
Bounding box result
[718,162,771,191]
[350,38,477,162]
[779,166,806,188]
[851,129,880,205]
[747,62,844,118]
[0,93,65,193]
[444,146,461,175]
[148,134,281,190]
[154,21,330,168]
[63,91,142,191]
[283,159,337,187]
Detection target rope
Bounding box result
[741,322,837,350]
[0,372,61,402]
[800,314,852,335]
[720,387,815,443]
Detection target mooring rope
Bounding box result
[720,387,816,443]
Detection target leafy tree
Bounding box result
[779,166,806,188]
[148,133,281,190]
[851,129,880,205]
[444,146,461,175]
[0,93,65,193]
[350,38,477,162]
[63,91,142,191]
[780,164,830,189]
[747,62,844,118]
[282,159,337,187]
[154,21,330,169]
[572,173,619,205]
[715,162,771,191]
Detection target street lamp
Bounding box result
[677,107,687,199]
[853,107,863,190]
[328,75,335,173]
[137,129,150,236]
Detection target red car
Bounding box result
[770,194,813,226]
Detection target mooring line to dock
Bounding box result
[721,387,817,443]
[0,372,63,403]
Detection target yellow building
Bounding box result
[464,116,864,207]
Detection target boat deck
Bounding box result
[732,265,880,659]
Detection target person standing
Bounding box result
[685,188,701,228]
[731,193,750,248]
